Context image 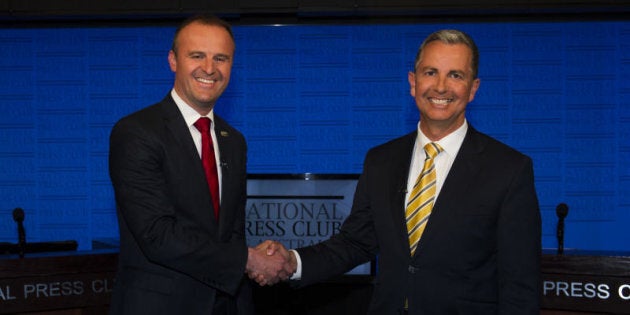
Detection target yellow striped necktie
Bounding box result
[406,142,443,256]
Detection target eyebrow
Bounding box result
[419,66,467,76]
[448,69,466,76]
[214,53,231,59]
[186,50,205,56]
[186,51,232,59]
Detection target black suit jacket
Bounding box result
[108,95,252,314]
[297,125,541,315]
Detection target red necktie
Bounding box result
[194,117,220,219]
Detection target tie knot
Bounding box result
[424,142,443,159]
[194,117,211,133]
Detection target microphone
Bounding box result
[12,207,26,258]
[397,181,407,194]
[0,209,78,255]
[556,203,569,255]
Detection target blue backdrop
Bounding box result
[0,21,628,252]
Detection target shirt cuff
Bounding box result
[289,249,303,280]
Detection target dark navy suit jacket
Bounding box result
[297,125,541,315]
[108,95,252,314]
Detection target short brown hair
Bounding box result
[171,14,235,55]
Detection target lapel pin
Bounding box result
[220,131,229,137]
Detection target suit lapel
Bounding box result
[160,96,217,224]
[387,133,418,256]
[213,116,234,234]
[161,95,203,166]
[415,126,486,252]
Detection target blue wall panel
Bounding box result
[0,21,628,252]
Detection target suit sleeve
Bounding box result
[109,118,248,295]
[497,156,541,314]
[297,155,379,285]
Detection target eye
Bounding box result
[423,70,436,76]
[190,53,204,60]
[214,55,230,63]
[449,72,464,80]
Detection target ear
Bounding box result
[168,50,177,73]
[408,71,416,97]
[468,78,481,102]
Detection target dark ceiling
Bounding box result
[2,0,629,25]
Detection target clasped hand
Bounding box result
[245,240,296,286]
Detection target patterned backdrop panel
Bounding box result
[0,21,628,252]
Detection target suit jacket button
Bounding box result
[408,265,418,274]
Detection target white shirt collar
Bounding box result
[170,89,215,128]
[417,120,468,158]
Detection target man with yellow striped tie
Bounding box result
[255,29,541,315]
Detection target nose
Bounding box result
[434,75,447,93]
[202,58,217,74]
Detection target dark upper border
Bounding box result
[1,0,629,26]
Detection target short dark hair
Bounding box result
[171,14,235,55]
[413,29,479,79]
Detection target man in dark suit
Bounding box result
[256,29,541,314]
[108,15,292,315]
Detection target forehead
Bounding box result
[176,22,235,54]
[417,41,473,70]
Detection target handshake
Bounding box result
[245,240,297,286]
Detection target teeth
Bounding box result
[430,98,451,105]
[196,77,215,84]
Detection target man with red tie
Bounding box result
[108,14,291,315]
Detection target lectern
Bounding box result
[0,249,117,315]
[2,249,629,314]
[541,250,630,314]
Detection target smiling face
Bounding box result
[168,22,235,115]
[408,41,480,140]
